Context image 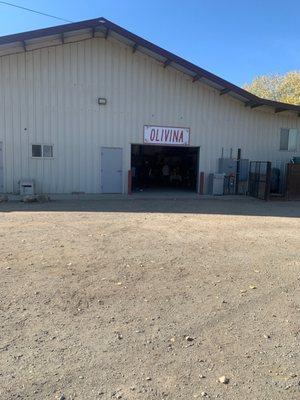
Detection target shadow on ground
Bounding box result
[0,197,299,218]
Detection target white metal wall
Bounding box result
[0,36,299,194]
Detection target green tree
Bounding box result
[244,71,300,105]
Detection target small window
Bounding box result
[32,144,53,158]
[280,128,299,151]
[32,144,42,157]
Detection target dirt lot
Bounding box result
[0,198,299,400]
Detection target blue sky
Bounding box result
[0,0,299,87]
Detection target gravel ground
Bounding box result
[0,198,299,400]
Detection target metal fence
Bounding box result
[248,161,272,200]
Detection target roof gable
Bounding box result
[0,17,299,116]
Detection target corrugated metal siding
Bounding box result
[0,36,300,193]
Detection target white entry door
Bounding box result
[0,142,3,193]
[101,147,123,193]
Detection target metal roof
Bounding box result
[0,17,299,116]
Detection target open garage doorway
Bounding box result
[131,144,199,193]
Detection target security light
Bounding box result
[98,97,107,105]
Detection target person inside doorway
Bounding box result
[170,166,182,186]
[162,162,170,186]
[141,160,151,189]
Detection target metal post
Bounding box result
[128,170,132,195]
[265,161,272,200]
[235,148,241,195]
[198,172,205,195]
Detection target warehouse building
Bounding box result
[0,17,299,196]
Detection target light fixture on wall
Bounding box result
[98,97,107,105]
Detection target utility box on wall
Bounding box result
[19,180,35,196]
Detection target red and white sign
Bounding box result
[143,125,190,146]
